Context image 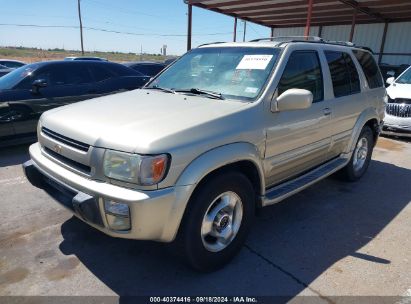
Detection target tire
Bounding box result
[339,125,374,182]
[174,171,255,272]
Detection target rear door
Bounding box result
[88,64,148,96]
[323,50,365,159]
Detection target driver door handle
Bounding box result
[323,108,332,116]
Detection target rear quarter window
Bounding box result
[353,50,383,89]
[107,63,140,77]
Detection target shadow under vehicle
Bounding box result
[57,160,411,299]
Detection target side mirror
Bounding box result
[31,79,48,94]
[386,77,395,85]
[271,89,313,112]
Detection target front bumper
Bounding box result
[382,114,411,138]
[23,143,193,242]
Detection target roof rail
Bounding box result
[197,41,225,47]
[250,36,357,48]
[326,40,355,47]
[250,36,324,43]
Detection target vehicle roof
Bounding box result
[20,60,130,71]
[27,60,118,66]
[123,61,166,65]
[198,38,372,54]
[0,59,25,63]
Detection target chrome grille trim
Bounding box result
[44,147,91,175]
[386,103,411,118]
[41,127,90,152]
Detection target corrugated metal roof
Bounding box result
[188,0,411,27]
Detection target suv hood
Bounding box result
[41,89,250,153]
[387,83,411,99]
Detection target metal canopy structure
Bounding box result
[184,0,411,64]
[187,0,411,28]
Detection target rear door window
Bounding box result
[353,50,383,89]
[325,51,360,97]
[134,64,165,76]
[35,65,93,86]
[89,65,116,82]
[344,53,361,94]
[278,51,324,102]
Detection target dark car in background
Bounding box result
[0,60,149,146]
[65,56,108,61]
[123,61,167,77]
[0,64,14,77]
[0,59,26,69]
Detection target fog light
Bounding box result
[106,213,131,231]
[104,200,131,231]
[104,200,130,216]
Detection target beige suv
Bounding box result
[24,37,386,271]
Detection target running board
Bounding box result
[262,157,349,207]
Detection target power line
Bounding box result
[0,23,232,37]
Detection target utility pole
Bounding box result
[187,3,192,51]
[77,0,84,55]
[243,20,247,42]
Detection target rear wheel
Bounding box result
[339,126,374,181]
[175,171,255,272]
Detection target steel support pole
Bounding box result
[233,17,237,42]
[243,21,247,42]
[271,27,275,40]
[187,4,192,51]
[349,7,357,42]
[318,25,323,37]
[379,22,389,64]
[304,0,314,38]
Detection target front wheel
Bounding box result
[339,125,374,181]
[174,171,255,272]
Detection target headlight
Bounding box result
[103,150,169,185]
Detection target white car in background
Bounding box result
[383,66,411,138]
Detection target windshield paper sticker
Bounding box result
[236,55,273,70]
[245,87,259,94]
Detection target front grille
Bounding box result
[42,127,90,152]
[393,98,411,105]
[386,103,411,118]
[45,147,91,175]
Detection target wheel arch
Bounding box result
[175,142,265,201]
[345,108,381,154]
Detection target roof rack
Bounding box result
[250,36,324,43]
[250,36,357,48]
[197,41,225,47]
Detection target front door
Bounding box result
[264,50,333,187]
[8,64,94,136]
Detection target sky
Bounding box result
[0,0,271,55]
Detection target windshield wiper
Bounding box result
[175,88,225,100]
[144,86,176,94]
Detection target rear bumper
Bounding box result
[24,143,193,242]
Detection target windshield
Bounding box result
[148,47,280,101]
[0,64,38,90]
[396,67,411,84]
